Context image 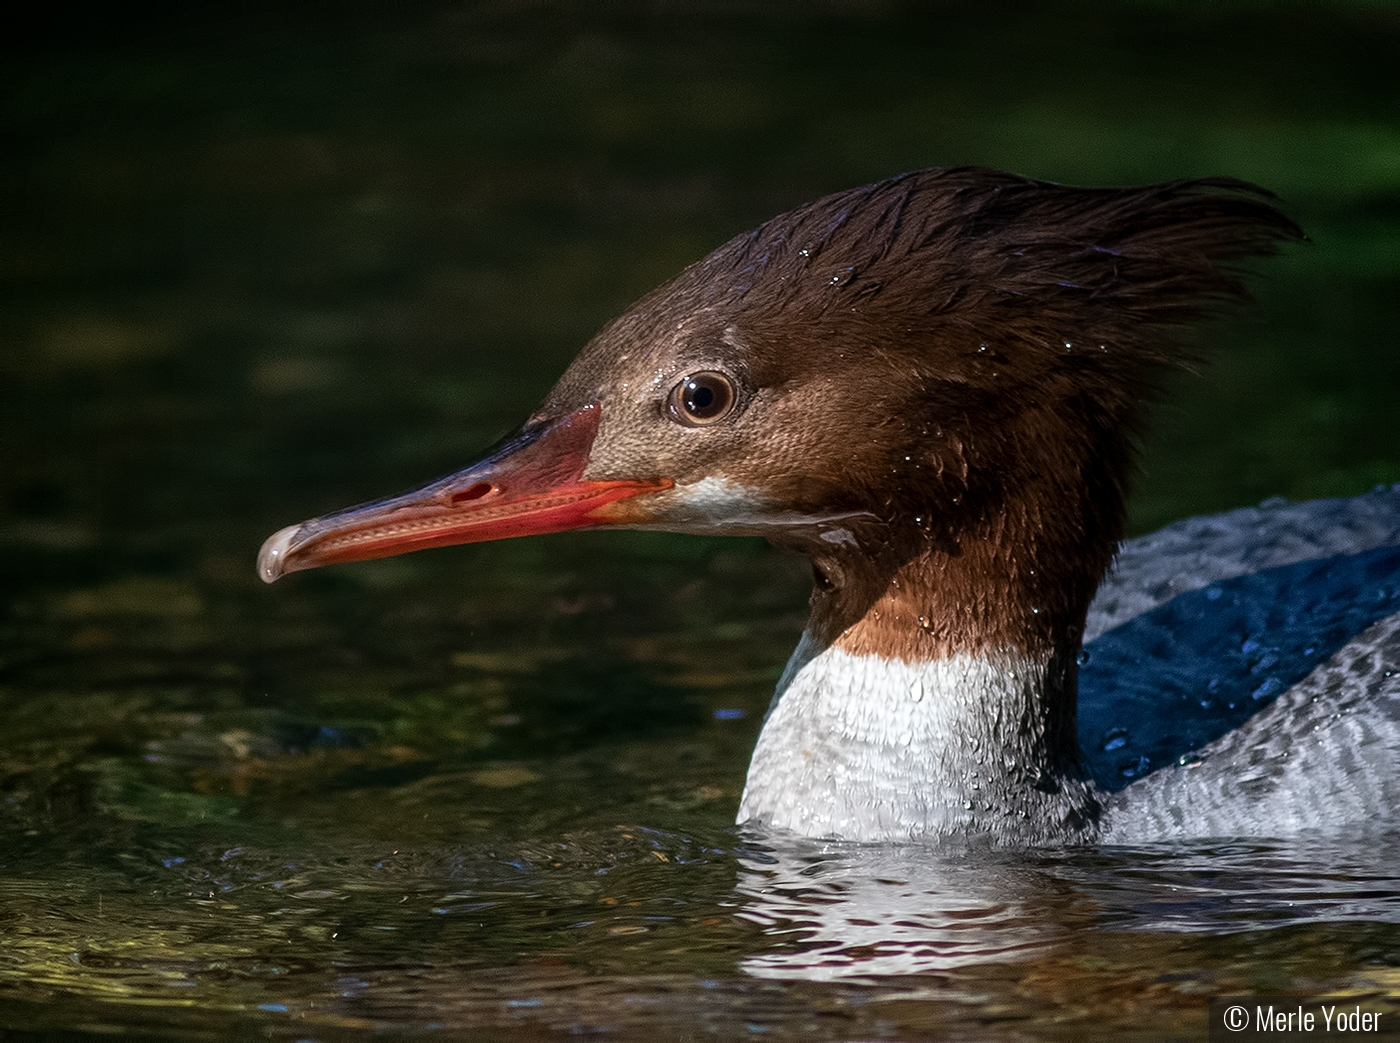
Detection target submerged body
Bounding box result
[259,168,1399,844]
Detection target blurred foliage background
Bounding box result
[1,2,1398,1037]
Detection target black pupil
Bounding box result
[673,372,732,423]
[687,382,715,412]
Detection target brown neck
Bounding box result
[771,414,1128,771]
[802,439,1121,651]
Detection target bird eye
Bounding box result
[667,371,737,427]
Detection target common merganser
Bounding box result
[257,168,1400,845]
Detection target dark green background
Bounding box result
[2,3,1397,1038]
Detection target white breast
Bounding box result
[737,640,1099,843]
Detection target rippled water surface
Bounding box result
[4,3,1400,1039]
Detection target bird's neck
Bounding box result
[743,499,1111,842]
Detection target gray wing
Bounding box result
[1103,611,1400,841]
[1086,484,1400,642]
[1087,486,1400,839]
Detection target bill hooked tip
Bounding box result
[257,524,302,584]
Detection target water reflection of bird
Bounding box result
[733,830,1400,978]
[258,168,1400,845]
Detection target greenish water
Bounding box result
[2,3,1399,1039]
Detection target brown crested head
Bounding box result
[261,167,1299,670]
[538,167,1301,660]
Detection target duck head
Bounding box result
[259,167,1299,675]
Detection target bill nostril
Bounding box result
[450,482,494,504]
